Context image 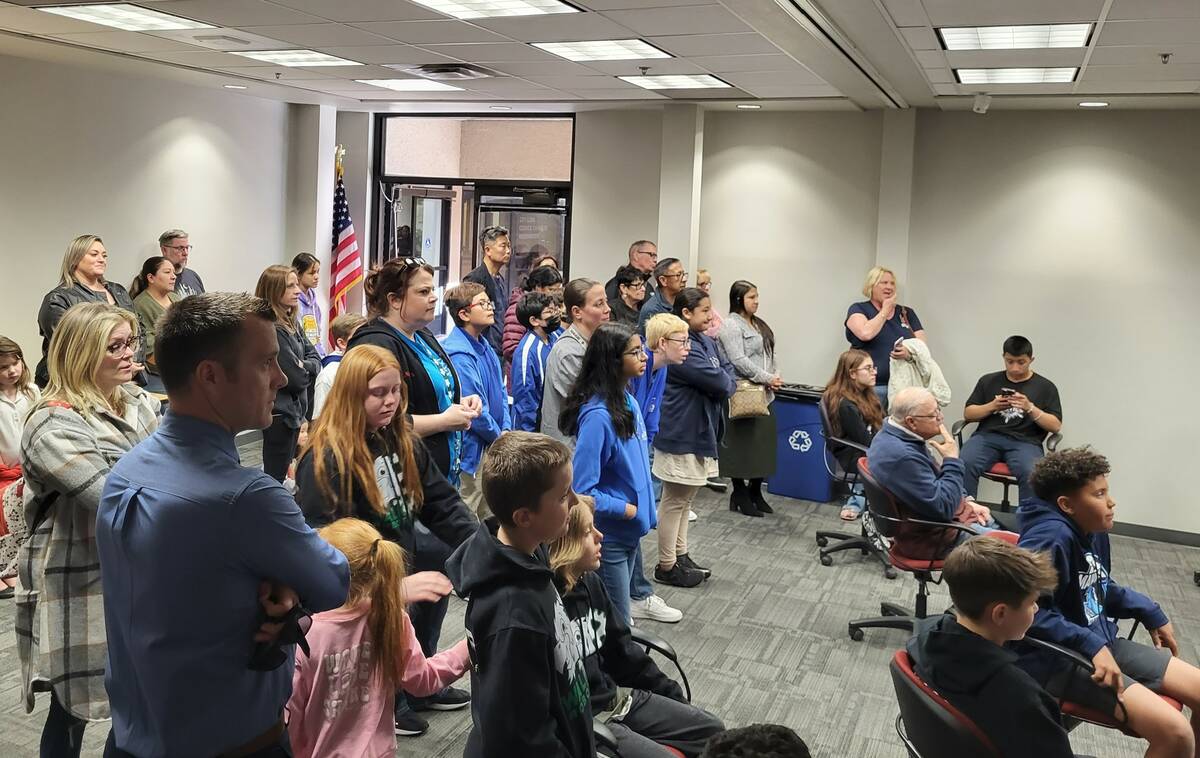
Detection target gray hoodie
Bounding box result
[540,324,587,444]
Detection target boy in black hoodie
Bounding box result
[446,431,595,758]
[908,536,1076,757]
[1017,447,1200,757]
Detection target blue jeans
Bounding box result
[960,431,1043,504]
[648,446,662,502]
[630,547,654,602]
[598,540,640,624]
[843,482,865,515]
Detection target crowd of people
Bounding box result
[0,226,1193,758]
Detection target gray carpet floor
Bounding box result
[2,459,1198,756]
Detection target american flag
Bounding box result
[329,173,363,325]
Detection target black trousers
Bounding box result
[41,692,85,758]
[261,418,299,483]
[104,730,292,757]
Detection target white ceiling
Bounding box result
[0,0,1197,110]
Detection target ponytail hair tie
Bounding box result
[370,538,382,557]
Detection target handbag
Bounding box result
[729,379,770,419]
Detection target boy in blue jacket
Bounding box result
[444,282,511,519]
[511,292,560,432]
[1017,447,1200,756]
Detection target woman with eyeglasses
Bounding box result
[607,264,646,328]
[255,265,321,483]
[717,280,783,518]
[16,303,159,757]
[541,278,611,444]
[558,322,656,623]
[35,235,142,388]
[821,349,884,521]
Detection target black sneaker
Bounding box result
[704,477,728,493]
[654,563,705,588]
[394,707,429,737]
[413,686,471,712]
[676,553,711,579]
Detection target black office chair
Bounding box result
[951,419,1062,512]
[594,627,689,758]
[814,400,895,579]
[890,649,1000,758]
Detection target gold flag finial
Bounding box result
[335,144,347,179]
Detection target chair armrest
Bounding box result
[951,418,971,446]
[902,516,979,537]
[594,720,619,751]
[1023,636,1095,673]
[629,626,677,663]
[1046,431,1063,451]
[828,435,869,456]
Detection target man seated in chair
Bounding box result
[960,335,1062,504]
[868,387,1008,559]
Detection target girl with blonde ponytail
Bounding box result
[287,518,470,758]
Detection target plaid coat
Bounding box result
[15,385,159,720]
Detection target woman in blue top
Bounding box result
[653,288,736,589]
[559,322,656,624]
[844,266,926,410]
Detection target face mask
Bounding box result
[542,315,562,332]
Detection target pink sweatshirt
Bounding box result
[286,602,470,758]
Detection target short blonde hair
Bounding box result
[548,495,596,591]
[43,302,138,418]
[60,235,105,289]
[645,313,689,348]
[861,266,896,298]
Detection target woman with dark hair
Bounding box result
[293,252,326,357]
[822,349,883,520]
[653,288,735,588]
[717,280,783,518]
[129,256,179,379]
[559,322,655,622]
[541,277,610,444]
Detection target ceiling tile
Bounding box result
[933,82,961,95]
[898,26,938,51]
[660,86,751,99]
[603,5,751,36]
[648,33,779,57]
[460,77,554,92]
[478,59,598,76]
[51,31,204,53]
[582,58,706,75]
[1098,19,1200,46]
[923,68,954,83]
[214,65,338,80]
[736,83,841,98]
[1075,79,1200,93]
[1082,63,1200,82]
[1107,0,1200,21]
[353,19,511,44]
[470,13,635,42]
[688,54,806,73]
[881,0,928,27]
[575,0,710,9]
[1088,44,1200,65]
[914,50,945,68]
[143,49,265,67]
[153,0,325,27]
[720,69,825,88]
[0,5,111,33]
[266,0,444,23]
[920,0,1104,27]
[418,42,562,61]
[247,23,396,46]
[312,44,457,64]
[146,27,298,51]
[570,87,667,99]
[525,75,625,89]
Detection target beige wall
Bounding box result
[0,53,289,359]
[908,109,1200,532]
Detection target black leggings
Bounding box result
[41,692,85,758]
[261,418,300,483]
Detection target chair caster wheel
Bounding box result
[816,537,828,547]
[849,626,864,642]
[884,568,898,580]
[1194,570,1200,587]
[820,554,833,567]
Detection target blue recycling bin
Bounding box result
[766,389,832,502]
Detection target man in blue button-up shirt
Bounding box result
[97,293,349,758]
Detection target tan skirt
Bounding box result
[652,451,718,487]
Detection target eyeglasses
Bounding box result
[664,336,689,345]
[106,337,140,357]
[624,347,647,358]
[661,271,687,280]
[166,245,193,252]
[625,281,646,289]
[855,365,878,373]
[468,300,495,311]
[909,409,944,420]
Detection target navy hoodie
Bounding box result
[446,520,595,758]
[1016,497,1168,681]
[654,330,735,459]
[907,613,1074,758]
[571,394,656,548]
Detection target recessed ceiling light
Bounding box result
[356,79,464,92]
[38,3,213,32]
[223,84,248,90]
[956,67,1077,84]
[407,0,577,20]
[532,39,670,62]
[736,103,761,110]
[490,105,512,110]
[618,74,730,90]
[232,50,362,67]
[939,23,1091,50]
[1078,101,1109,107]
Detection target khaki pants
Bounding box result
[657,482,699,569]
[460,470,490,520]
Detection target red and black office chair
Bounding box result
[847,458,1019,641]
[594,627,689,758]
[889,650,1000,758]
[814,400,895,579]
[951,419,1062,512]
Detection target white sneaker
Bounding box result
[630,594,683,623]
[688,510,698,522]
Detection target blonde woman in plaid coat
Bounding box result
[15,302,159,755]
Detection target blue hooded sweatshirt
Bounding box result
[1015,496,1168,681]
[571,393,656,548]
[628,348,667,446]
[443,326,511,475]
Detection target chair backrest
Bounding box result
[817,398,849,480]
[890,650,1000,758]
[857,458,902,539]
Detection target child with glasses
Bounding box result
[443,282,511,519]
[821,349,883,521]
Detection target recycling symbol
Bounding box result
[789,430,812,453]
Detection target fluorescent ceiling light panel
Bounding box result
[408,0,577,20]
[618,74,729,90]
[532,39,670,61]
[38,3,213,31]
[939,23,1091,50]
[956,67,1077,84]
[1079,101,1108,107]
[232,50,362,67]
[356,79,464,91]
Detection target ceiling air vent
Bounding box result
[191,34,254,47]
[387,63,498,80]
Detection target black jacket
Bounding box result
[907,613,1074,758]
[605,274,655,306]
[348,319,462,477]
[463,263,506,356]
[35,281,138,386]
[828,397,875,473]
[558,571,684,713]
[272,323,320,429]
[446,520,595,758]
[295,430,476,560]
[607,297,641,328]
